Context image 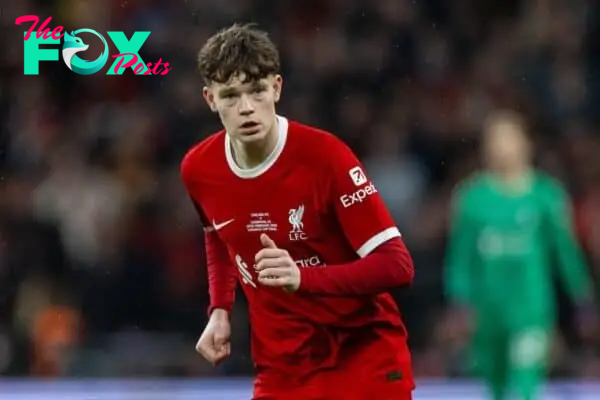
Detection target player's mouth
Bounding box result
[239,121,261,135]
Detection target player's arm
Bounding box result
[544,179,594,303]
[181,156,237,316]
[195,202,238,316]
[297,139,414,296]
[443,188,476,307]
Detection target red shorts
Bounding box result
[253,329,414,400]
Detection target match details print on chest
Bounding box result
[202,182,324,252]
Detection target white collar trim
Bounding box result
[225,115,288,179]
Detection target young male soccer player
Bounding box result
[444,111,596,400]
[180,24,415,399]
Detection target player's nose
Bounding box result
[238,94,254,115]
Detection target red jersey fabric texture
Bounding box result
[181,116,415,388]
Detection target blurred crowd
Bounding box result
[1,0,600,379]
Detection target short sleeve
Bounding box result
[327,139,401,257]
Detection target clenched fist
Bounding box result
[195,309,231,366]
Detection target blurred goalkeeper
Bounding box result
[444,110,596,400]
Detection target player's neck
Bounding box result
[230,118,279,169]
[492,166,532,191]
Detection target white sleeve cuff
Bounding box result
[356,227,402,258]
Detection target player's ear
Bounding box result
[273,74,283,103]
[202,86,218,113]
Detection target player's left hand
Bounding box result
[254,234,300,292]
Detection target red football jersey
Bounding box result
[181,116,409,375]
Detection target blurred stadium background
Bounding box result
[2,0,600,398]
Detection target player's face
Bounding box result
[203,73,282,143]
[484,121,531,170]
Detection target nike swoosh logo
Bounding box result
[213,218,235,231]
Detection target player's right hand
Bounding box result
[195,309,231,366]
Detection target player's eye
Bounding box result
[219,90,237,99]
[251,87,266,94]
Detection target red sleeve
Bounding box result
[204,229,238,315]
[298,138,414,295]
[328,140,402,256]
[190,200,237,316]
[181,152,238,316]
[299,237,413,295]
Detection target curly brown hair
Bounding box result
[197,23,280,85]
